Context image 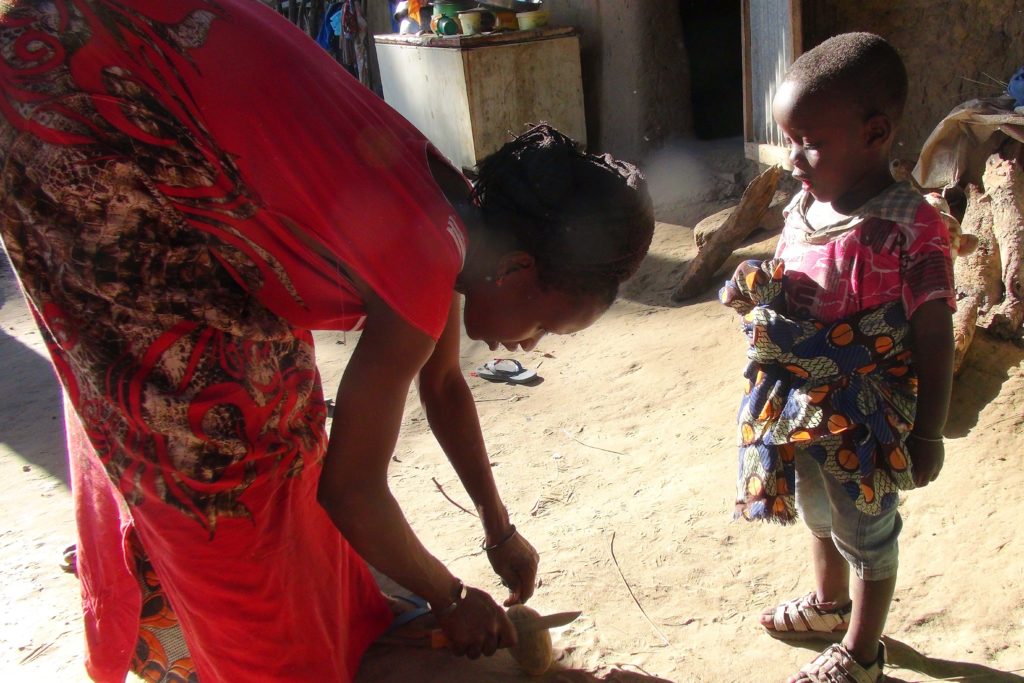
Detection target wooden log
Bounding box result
[981,149,1024,339]
[693,190,791,252]
[951,183,1003,373]
[692,206,732,253]
[951,294,980,375]
[672,164,782,301]
[758,189,791,235]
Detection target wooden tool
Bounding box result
[429,609,581,649]
[432,607,579,676]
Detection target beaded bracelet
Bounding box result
[481,524,518,552]
[909,432,944,443]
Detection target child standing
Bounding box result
[724,33,955,683]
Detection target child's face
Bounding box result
[772,80,889,212]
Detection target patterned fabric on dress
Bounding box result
[130,534,198,683]
[721,259,919,523]
[0,1,466,680]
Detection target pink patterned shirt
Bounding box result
[775,183,956,323]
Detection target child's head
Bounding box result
[772,32,908,212]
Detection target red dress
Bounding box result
[0,1,467,680]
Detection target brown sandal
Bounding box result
[793,642,885,683]
[762,592,851,641]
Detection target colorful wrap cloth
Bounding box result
[720,260,920,524]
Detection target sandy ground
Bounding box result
[2,211,1024,682]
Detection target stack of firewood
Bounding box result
[932,139,1024,372]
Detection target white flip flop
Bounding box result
[475,358,538,385]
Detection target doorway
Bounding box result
[679,0,744,140]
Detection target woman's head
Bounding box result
[460,125,654,350]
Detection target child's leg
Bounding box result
[811,533,850,606]
[799,448,851,606]
[845,573,896,665]
[761,450,851,633]
[822,474,902,668]
[787,475,900,681]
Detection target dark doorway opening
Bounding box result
[680,0,744,140]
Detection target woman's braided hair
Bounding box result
[471,124,654,301]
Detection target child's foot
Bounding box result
[761,591,851,641]
[788,642,885,683]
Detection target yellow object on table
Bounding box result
[515,9,549,30]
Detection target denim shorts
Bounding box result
[794,447,902,580]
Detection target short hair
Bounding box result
[784,32,908,122]
[472,124,654,302]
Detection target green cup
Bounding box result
[434,15,460,35]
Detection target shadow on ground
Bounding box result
[946,332,1024,437]
[0,327,68,486]
[618,252,694,308]
[619,231,778,310]
[358,642,675,683]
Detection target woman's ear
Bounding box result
[494,251,536,281]
[864,113,893,149]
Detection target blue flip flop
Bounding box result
[385,593,432,634]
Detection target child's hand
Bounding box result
[907,434,945,487]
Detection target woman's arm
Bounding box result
[417,297,539,605]
[316,290,515,655]
[907,298,954,486]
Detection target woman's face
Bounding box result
[461,257,609,352]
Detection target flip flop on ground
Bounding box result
[474,358,539,385]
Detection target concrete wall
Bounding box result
[547,1,693,162]
[803,0,1024,160]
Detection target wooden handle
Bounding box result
[429,614,528,649]
[430,629,450,649]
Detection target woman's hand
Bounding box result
[417,300,539,605]
[486,531,539,606]
[435,586,517,659]
[908,434,945,487]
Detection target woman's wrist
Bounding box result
[478,503,512,545]
[482,524,518,552]
[429,576,468,617]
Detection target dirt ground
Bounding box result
[2,207,1024,681]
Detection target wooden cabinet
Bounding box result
[374,27,587,172]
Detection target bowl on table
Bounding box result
[515,8,549,30]
[458,8,493,35]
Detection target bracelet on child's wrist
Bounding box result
[481,524,518,552]
[909,432,943,443]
